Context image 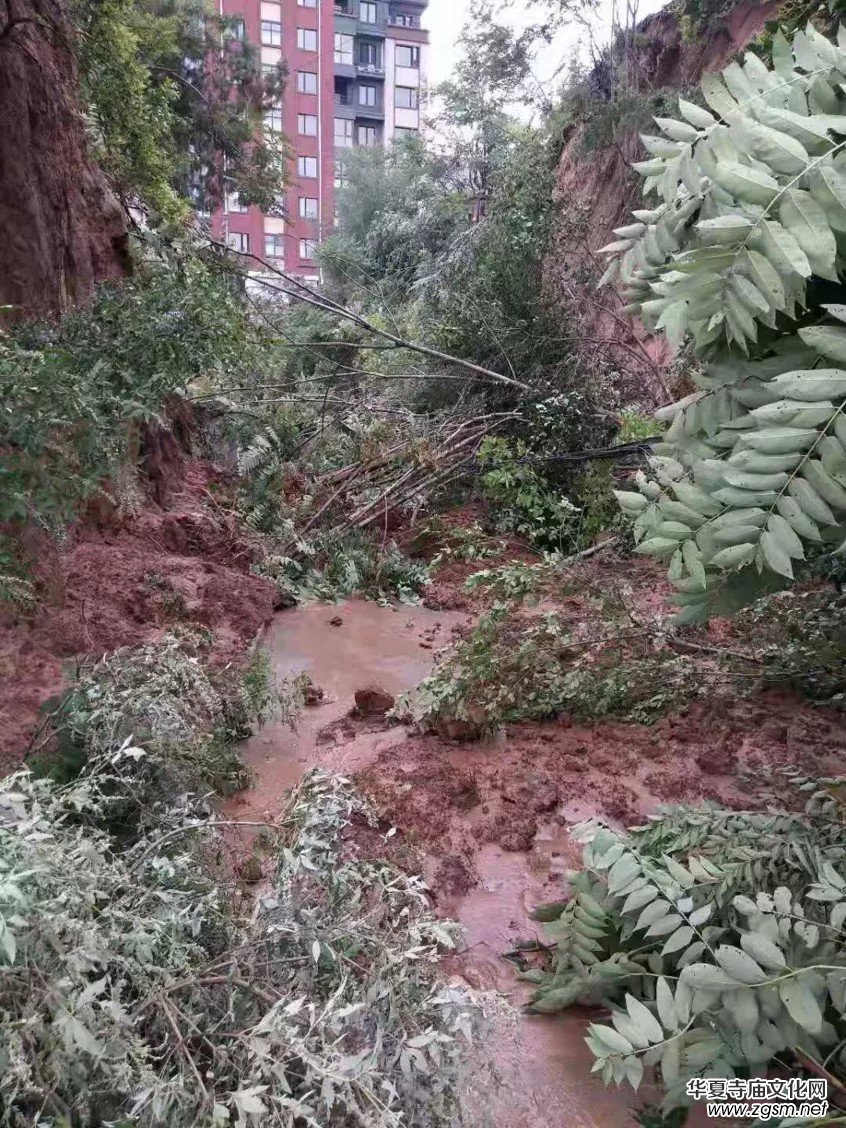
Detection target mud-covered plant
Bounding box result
[257,532,428,606]
[529,779,846,1112]
[0,768,475,1126]
[601,24,846,618]
[36,633,288,833]
[406,604,704,736]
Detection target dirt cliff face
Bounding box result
[547,1,780,402]
[0,0,129,320]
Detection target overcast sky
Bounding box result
[424,0,668,94]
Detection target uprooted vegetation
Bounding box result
[1,636,474,1125]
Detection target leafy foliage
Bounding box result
[1,257,259,559]
[405,602,704,737]
[73,0,287,223]
[32,633,286,838]
[0,767,474,1125]
[604,24,846,616]
[528,778,846,1112]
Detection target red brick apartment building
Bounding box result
[210,0,429,282]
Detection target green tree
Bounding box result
[73,0,287,225]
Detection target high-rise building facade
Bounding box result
[212,0,429,282]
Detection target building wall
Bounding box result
[211,0,428,280]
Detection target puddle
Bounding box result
[227,597,465,820]
[228,597,649,1127]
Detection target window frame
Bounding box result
[260,19,281,46]
[334,117,354,147]
[357,124,378,147]
[264,233,286,259]
[359,84,377,106]
[264,107,283,132]
[297,27,317,51]
[226,232,250,254]
[297,155,318,178]
[297,70,318,94]
[360,1,377,22]
[298,196,319,220]
[334,32,353,65]
[394,85,418,109]
[298,112,318,136]
[299,238,317,260]
[359,41,379,67]
[395,44,419,68]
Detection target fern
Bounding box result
[603,24,846,617]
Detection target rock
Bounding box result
[355,686,396,716]
[303,678,324,706]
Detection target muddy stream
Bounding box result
[227,599,650,1127]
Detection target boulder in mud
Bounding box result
[304,678,325,706]
[355,686,396,716]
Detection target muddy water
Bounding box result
[229,598,465,820]
[232,598,643,1127]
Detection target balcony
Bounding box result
[334,92,352,105]
[356,60,384,77]
[388,15,419,27]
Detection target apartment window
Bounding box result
[359,42,379,67]
[394,126,418,140]
[392,12,414,25]
[334,33,353,65]
[264,234,286,258]
[299,196,318,219]
[298,155,318,178]
[395,44,419,67]
[334,117,353,147]
[334,155,348,187]
[264,107,283,132]
[297,0,317,6]
[298,113,318,135]
[360,1,377,21]
[226,192,248,213]
[297,27,317,51]
[231,17,245,40]
[395,86,418,109]
[359,84,377,106]
[261,20,281,46]
[262,62,279,78]
[226,232,250,254]
[358,124,378,147]
[300,238,317,259]
[297,70,318,94]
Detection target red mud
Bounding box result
[0,460,277,770]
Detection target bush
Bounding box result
[31,634,284,838]
[2,258,259,551]
[0,769,474,1125]
[405,603,705,737]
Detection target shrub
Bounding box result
[405,603,705,737]
[0,769,474,1125]
[31,634,286,838]
[2,259,258,556]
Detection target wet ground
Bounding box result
[226,596,651,1127]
